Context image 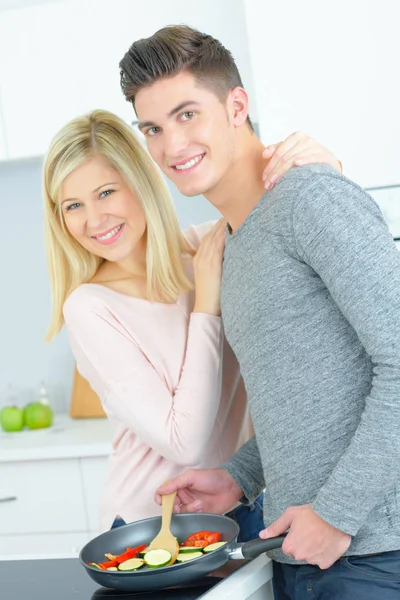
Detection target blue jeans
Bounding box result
[111,493,265,544]
[225,493,264,543]
[273,549,400,600]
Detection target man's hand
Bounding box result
[155,468,243,514]
[260,504,351,569]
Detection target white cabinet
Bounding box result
[0,532,91,558]
[0,0,255,160]
[0,456,109,557]
[0,87,8,160]
[0,1,133,159]
[80,456,109,535]
[0,459,87,535]
[0,415,111,557]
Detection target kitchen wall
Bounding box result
[244,0,400,188]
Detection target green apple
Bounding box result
[0,406,24,432]
[23,402,53,430]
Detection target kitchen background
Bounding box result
[0,0,399,412]
[0,0,398,560]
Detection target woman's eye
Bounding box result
[99,189,114,199]
[181,111,195,121]
[65,202,81,212]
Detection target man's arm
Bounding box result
[222,435,265,504]
[293,172,400,536]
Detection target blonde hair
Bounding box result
[44,109,194,341]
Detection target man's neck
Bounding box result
[205,134,267,232]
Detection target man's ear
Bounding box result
[228,87,249,127]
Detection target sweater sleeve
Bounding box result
[221,435,265,504]
[292,173,400,536]
[63,291,224,465]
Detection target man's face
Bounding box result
[135,71,237,198]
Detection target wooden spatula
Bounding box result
[147,491,179,566]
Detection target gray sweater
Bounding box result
[221,164,400,563]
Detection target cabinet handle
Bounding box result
[0,496,17,503]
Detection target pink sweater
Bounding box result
[63,223,252,531]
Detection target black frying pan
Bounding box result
[80,513,285,592]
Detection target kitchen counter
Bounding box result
[0,554,275,600]
[0,414,112,462]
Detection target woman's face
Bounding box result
[60,156,147,264]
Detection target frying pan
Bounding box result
[80,512,285,592]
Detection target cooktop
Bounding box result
[0,558,223,600]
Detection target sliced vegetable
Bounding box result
[183,539,208,548]
[99,559,119,569]
[89,562,104,570]
[203,541,227,553]
[187,531,212,542]
[106,567,118,571]
[144,549,172,568]
[205,532,221,545]
[178,545,203,553]
[105,553,117,561]
[117,558,144,571]
[139,546,150,557]
[114,544,147,564]
[176,551,204,562]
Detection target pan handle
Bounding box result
[240,533,287,559]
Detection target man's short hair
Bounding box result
[119,24,253,129]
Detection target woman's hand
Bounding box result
[193,219,226,316]
[262,131,342,190]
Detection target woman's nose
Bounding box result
[85,203,108,231]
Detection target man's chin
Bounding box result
[175,183,207,198]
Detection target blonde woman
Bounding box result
[43,109,340,539]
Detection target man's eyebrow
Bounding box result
[137,101,200,131]
[61,182,118,204]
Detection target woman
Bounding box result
[43,109,341,540]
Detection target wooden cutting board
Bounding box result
[69,366,106,418]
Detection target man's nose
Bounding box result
[164,126,190,159]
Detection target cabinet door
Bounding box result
[80,456,108,534]
[0,1,132,159]
[0,458,87,535]
[0,532,90,559]
[0,0,255,160]
[0,90,8,161]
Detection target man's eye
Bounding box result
[99,189,114,199]
[65,202,81,212]
[146,127,160,136]
[181,111,195,121]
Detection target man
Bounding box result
[119,25,400,599]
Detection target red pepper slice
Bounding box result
[189,539,209,548]
[187,531,212,542]
[115,544,147,564]
[99,559,119,569]
[205,532,221,545]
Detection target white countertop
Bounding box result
[0,414,112,462]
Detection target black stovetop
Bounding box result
[0,558,223,600]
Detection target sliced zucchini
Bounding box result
[176,551,204,562]
[139,546,150,557]
[89,562,102,569]
[144,549,172,568]
[178,546,203,553]
[203,541,227,553]
[117,558,144,571]
[106,566,118,571]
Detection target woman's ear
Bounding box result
[228,87,249,127]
